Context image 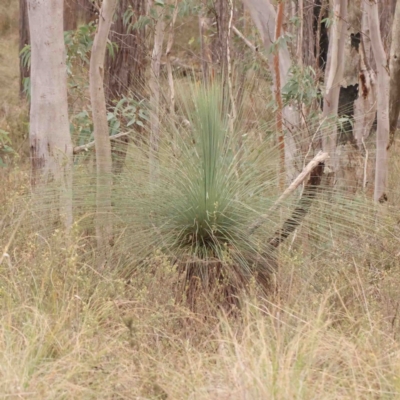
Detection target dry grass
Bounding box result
[2,202,400,399]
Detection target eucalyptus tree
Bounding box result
[28,0,73,227]
[89,0,118,266]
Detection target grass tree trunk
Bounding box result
[242,0,298,182]
[389,0,400,148]
[367,0,390,203]
[321,0,347,172]
[28,0,73,228]
[149,5,165,178]
[89,0,118,266]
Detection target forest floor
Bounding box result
[3,1,400,399]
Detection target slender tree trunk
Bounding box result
[389,0,400,148]
[321,0,347,171]
[19,0,30,97]
[166,0,179,118]
[89,0,118,265]
[274,1,285,190]
[212,0,229,76]
[367,0,390,202]
[149,6,165,178]
[199,10,212,83]
[28,0,73,228]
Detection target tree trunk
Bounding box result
[353,3,376,149]
[28,0,73,228]
[367,0,390,203]
[20,0,91,97]
[389,0,400,148]
[89,0,118,266]
[212,0,229,76]
[166,0,179,118]
[321,0,347,171]
[105,0,146,173]
[105,0,146,102]
[64,0,78,30]
[149,6,165,178]
[274,1,285,190]
[19,0,30,97]
[199,9,212,82]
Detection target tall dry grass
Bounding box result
[2,204,400,399]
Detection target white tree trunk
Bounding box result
[367,0,390,202]
[353,3,377,148]
[241,0,298,182]
[322,0,347,171]
[28,0,73,228]
[89,0,118,265]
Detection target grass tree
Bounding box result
[28,0,73,228]
[89,0,118,266]
[111,83,327,310]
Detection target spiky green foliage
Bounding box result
[111,84,285,299]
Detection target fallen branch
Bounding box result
[232,25,270,65]
[73,131,131,154]
[267,159,326,248]
[248,151,329,235]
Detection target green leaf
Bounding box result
[127,119,136,127]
